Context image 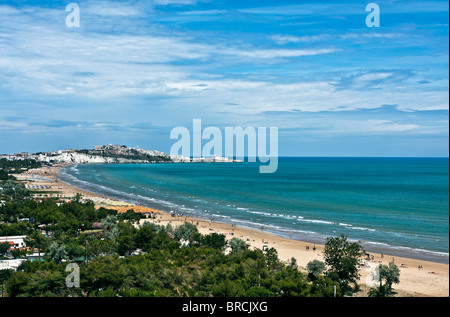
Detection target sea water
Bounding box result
[58,157,449,263]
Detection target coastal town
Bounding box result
[0,144,239,165]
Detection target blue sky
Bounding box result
[0,0,448,156]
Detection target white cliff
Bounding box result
[2,145,242,164]
[43,152,150,164]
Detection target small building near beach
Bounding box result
[26,253,45,262]
[0,259,26,271]
[0,235,27,249]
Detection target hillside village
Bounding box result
[0,144,239,164]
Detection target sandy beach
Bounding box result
[14,165,449,297]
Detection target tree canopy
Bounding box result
[323,234,365,294]
[0,198,349,297]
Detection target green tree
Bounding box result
[228,237,248,253]
[117,235,136,256]
[100,215,119,239]
[174,222,198,242]
[265,247,280,270]
[310,276,341,297]
[82,255,126,294]
[5,271,29,297]
[48,242,68,264]
[307,259,326,280]
[369,262,400,297]
[0,222,31,236]
[119,209,144,224]
[24,231,49,261]
[368,284,390,297]
[74,193,83,203]
[200,233,227,250]
[0,269,13,297]
[88,237,114,256]
[0,169,13,181]
[25,269,66,297]
[0,180,30,200]
[289,257,298,270]
[379,262,400,293]
[0,242,10,256]
[212,278,246,297]
[322,234,365,295]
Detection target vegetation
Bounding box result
[0,242,10,256]
[0,158,42,173]
[0,180,31,201]
[0,195,376,297]
[0,169,14,182]
[368,262,401,297]
[228,237,248,253]
[0,160,37,199]
[0,199,308,297]
[323,234,366,295]
[306,259,326,281]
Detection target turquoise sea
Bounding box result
[58,158,449,263]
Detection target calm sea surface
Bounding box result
[58,157,449,263]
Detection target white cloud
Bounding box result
[153,0,203,5]
[0,1,447,141]
[84,2,143,17]
[240,1,448,16]
[362,120,420,133]
[229,48,340,59]
[0,5,343,101]
[341,32,403,40]
[0,5,20,15]
[357,72,393,82]
[270,34,327,45]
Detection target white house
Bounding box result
[26,253,45,262]
[0,235,27,249]
[0,259,26,271]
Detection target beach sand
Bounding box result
[13,165,112,201]
[14,165,449,297]
[144,214,449,297]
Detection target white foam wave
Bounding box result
[297,218,334,225]
[351,226,376,232]
[360,240,449,259]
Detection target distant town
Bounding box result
[0,144,240,164]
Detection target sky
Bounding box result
[0,0,448,157]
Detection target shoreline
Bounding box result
[15,165,449,297]
[56,165,449,265]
